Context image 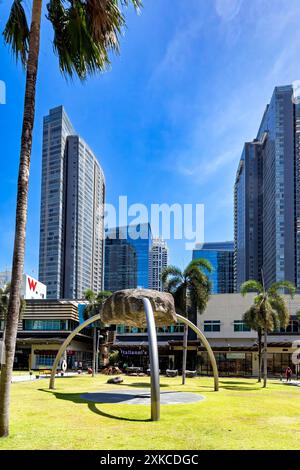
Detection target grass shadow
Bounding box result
[38,388,151,422]
[87,402,151,422]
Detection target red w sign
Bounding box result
[28,277,37,292]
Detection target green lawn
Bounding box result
[0,375,299,450]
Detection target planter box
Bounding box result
[186,370,197,378]
[166,369,178,377]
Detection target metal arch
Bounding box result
[49,313,101,390]
[49,302,218,420]
[176,314,219,391]
[143,298,160,421]
[49,299,160,421]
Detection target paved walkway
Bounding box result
[11,371,79,383]
[11,375,36,383]
[284,380,300,387]
[81,389,205,405]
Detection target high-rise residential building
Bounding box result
[39,106,105,299]
[234,85,300,292]
[149,238,168,291]
[104,237,137,292]
[104,223,152,291]
[193,242,234,294]
[234,137,265,291]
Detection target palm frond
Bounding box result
[172,284,187,315]
[122,0,142,9]
[269,295,290,329]
[268,281,296,298]
[163,276,183,294]
[3,0,29,66]
[191,281,211,313]
[240,280,263,296]
[184,258,213,277]
[243,305,259,331]
[48,0,110,79]
[96,290,112,303]
[84,288,96,302]
[161,265,183,285]
[47,0,142,80]
[86,0,124,51]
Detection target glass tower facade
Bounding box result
[234,139,264,291]
[235,85,300,291]
[105,223,152,290]
[104,237,137,292]
[193,242,234,294]
[39,106,105,299]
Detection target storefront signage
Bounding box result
[120,349,148,356]
[34,350,59,355]
[226,352,246,360]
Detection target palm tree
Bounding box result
[243,308,263,383]
[162,259,212,385]
[83,289,111,375]
[241,279,295,388]
[0,0,142,438]
[0,285,25,369]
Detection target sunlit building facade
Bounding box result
[235,85,300,291]
[39,106,105,299]
[193,242,234,294]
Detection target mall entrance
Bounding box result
[197,351,253,377]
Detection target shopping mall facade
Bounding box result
[114,294,300,377]
[1,294,299,376]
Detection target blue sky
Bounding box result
[1,0,300,276]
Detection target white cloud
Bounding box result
[175,146,240,183]
[214,0,243,21]
[150,16,203,83]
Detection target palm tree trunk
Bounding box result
[182,324,188,385]
[95,330,99,374]
[257,330,262,383]
[263,330,268,388]
[0,0,42,438]
[92,326,96,377]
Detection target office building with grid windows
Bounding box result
[149,238,168,291]
[39,106,105,299]
[235,85,300,291]
[193,242,234,294]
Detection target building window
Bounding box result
[24,320,68,331]
[116,324,185,334]
[36,354,56,367]
[234,321,251,332]
[279,320,300,334]
[204,321,221,332]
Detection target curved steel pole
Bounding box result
[49,314,100,389]
[176,314,219,391]
[143,297,160,421]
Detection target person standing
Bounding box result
[285,366,292,382]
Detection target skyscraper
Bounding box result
[39,106,105,299]
[234,85,300,291]
[104,236,137,292]
[149,238,168,291]
[104,223,152,290]
[193,242,234,294]
[234,137,265,291]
